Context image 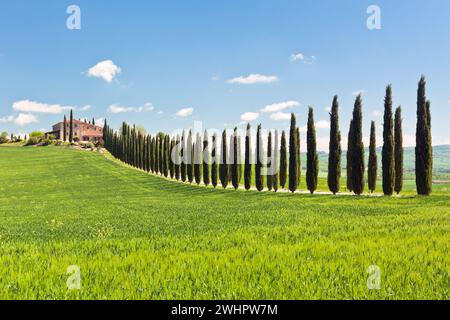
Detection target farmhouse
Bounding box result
[46,119,103,142]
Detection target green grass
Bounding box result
[0,146,449,299]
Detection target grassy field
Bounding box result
[0,146,448,299]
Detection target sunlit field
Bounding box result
[0,146,448,299]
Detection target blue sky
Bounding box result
[0,0,449,150]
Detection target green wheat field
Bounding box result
[0,146,448,299]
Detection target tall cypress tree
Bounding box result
[211,133,218,188]
[306,107,318,194]
[296,127,301,188]
[169,136,175,178]
[327,95,341,194]
[244,124,252,190]
[351,95,365,195]
[255,124,264,191]
[155,134,160,174]
[194,133,202,184]
[69,109,74,143]
[394,106,403,194]
[368,121,377,193]
[279,130,287,189]
[203,130,210,186]
[382,85,395,196]
[181,131,186,182]
[288,113,298,193]
[187,130,194,183]
[219,130,228,188]
[267,131,273,191]
[175,135,181,180]
[415,76,432,195]
[346,120,354,192]
[231,127,239,190]
[63,115,67,142]
[273,130,279,192]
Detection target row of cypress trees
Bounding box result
[102,76,432,195]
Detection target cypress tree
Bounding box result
[368,121,377,193]
[288,114,298,193]
[175,135,181,180]
[237,136,242,185]
[92,118,95,126]
[296,127,301,188]
[169,136,175,178]
[69,109,74,143]
[382,85,395,196]
[415,76,432,195]
[232,127,239,190]
[267,131,273,191]
[273,130,279,192]
[211,133,218,188]
[194,133,202,184]
[346,120,354,192]
[181,131,186,182]
[219,130,228,188]
[155,135,160,174]
[255,124,264,191]
[306,107,318,194]
[146,135,151,172]
[351,95,365,195]
[244,124,252,190]
[151,136,156,173]
[327,95,341,194]
[63,115,67,142]
[203,130,210,186]
[187,130,194,183]
[279,131,287,189]
[394,106,403,194]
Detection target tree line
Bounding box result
[102,76,433,196]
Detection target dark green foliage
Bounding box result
[306,107,318,194]
[394,106,403,194]
[296,127,301,188]
[187,130,194,183]
[169,136,175,178]
[279,131,287,189]
[231,128,239,190]
[63,115,67,142]
[382,85,395,196]
[194,133,202,185]
[267,131,273,191]
[350,95,365,195]
[288,114,298,193]
[69,109,73,143]
[181,131,186,182]
[175,135,181,180]
[155,134,160,174]
[368,121,377,193]
[346,120,353,192]
[255,124,264,192]
[327,95,341,194]
[203,130,210,186]
[219,130,228,188]
[244,124,252,190]
[415,76,433,195]
[211,133,218,188]
[272,130,279,192]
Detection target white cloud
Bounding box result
[300,120,330,133]
[227,74,278,85]
[87,60,121,83]
[0,113,39,126]
[352,89,366,96]
[12,100,74,114]
[80,105,92,111]
[240,112,260,122]
[290,53,316,64]
[270,112,291,121]
[175,107,194,118]
[108,103,154,113]
[261,100,300,113]
[290,53,305,62]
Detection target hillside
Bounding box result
[0,146,448,299]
